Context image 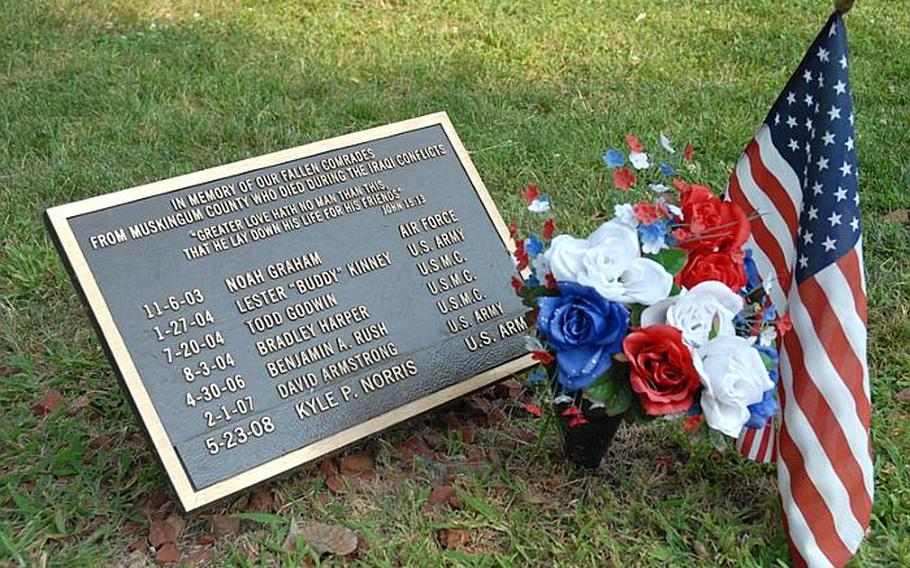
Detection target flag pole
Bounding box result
[835,0,855,14]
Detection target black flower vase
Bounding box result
[556,401,623,468]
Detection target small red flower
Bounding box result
[514,239,529,270]
[531,350,554,364]
[561,407,583,417]
[625,134,644,153]
[545,273,559,289]
[684,143,694,162]
[777,313,792,335]
[683,414,704,432]
[567,416,589,428]
[522,183,540,204]
[634,202,662,224]
[511,276,524,294]
[509,218,518,239]
[543,218,556,240]
[613,167,636,190]
[524,404,542,418]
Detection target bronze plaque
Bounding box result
[46,113,534,511]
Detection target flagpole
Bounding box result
[835,0,854,14]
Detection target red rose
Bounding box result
[677,184,750,252]
[622,325,702,416]
[676,250,747,291]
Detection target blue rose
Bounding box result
[536,281,629,391]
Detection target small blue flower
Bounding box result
[659,162,676,176]
[528,367,548,383]
[743,248,762,290]
[525,234,544,257]
[638,220,669,255]
[603,149,625,169]
[525,274,540,288]
[745,389,779,429]
[761,304,778,323]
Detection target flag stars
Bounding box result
[817,74,825,88]
[839,161,853,177]
[787,115,798,128]
[828,105,842,121]
[829,22,838,37]
[816,156,829,171]
[817,47,830,62]
[833,80,847,94]
[839,54,848,69]
[805,93,814,107]
[834,186,848,201]
[845,136,854,151]
[849,112,854,126]
[853,192,860,206]
[850,217,860,231]
[805,117,813,131]
[803,231,814,245]
[803,69,813,83]
[812,182,823,196]
[822,131,836,146]
[799,255,809,268]
[787,91,796,105]
[828,211,842,226]
[788,138,800,152]
[775,113,781,125]
[807,206,819,220]
[822,236,837,252]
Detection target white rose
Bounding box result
[698,335,774,437]
[574,246,628,300]
[574,251,675,305]
[543,220,672,305]
[641,281,743,348]
[586,219,640,259]
[543,234,588,281]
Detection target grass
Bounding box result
[1,0,908,565]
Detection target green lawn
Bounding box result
[2,0,909,565]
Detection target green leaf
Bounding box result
[646,248,687,276]
[758,350,777,371]
[584,371,616,403]
[628,303,645,327]
[708,313,722,340]
[584,363,633,416]
[605,380,634,416]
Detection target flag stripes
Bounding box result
[725,13,872,566]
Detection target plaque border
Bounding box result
[45,112,536,512]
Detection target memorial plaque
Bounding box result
[46,113,535,511]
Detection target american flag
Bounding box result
[726,12,872,567]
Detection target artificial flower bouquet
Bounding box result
[511,135,787,466]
